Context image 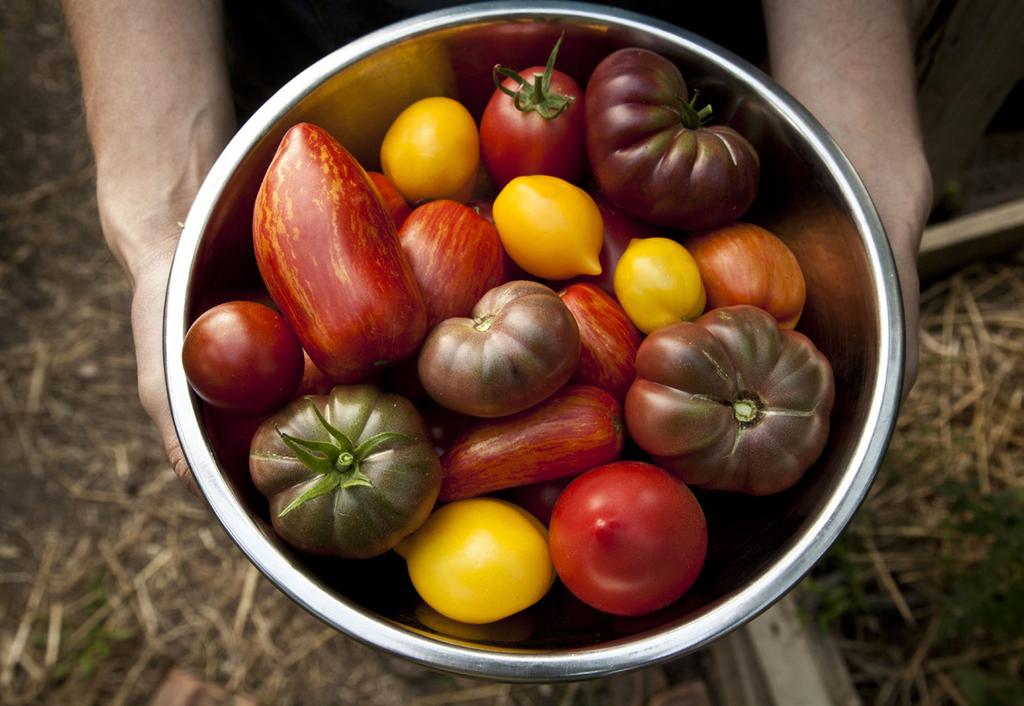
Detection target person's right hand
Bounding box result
[64,0,236,495]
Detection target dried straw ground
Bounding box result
[1,2,1021,705]
[803,259,1024,706]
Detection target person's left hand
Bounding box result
[764,0,933,400]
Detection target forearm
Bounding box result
[763,0,931,393]
[63,0,236,281]
[763,0,932,250]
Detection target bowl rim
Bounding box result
[165,0,904,681]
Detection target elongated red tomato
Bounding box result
[253,123,427,382]
[440,385,623,501]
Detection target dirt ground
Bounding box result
[1,2,1022,706]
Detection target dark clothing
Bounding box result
[223,1,765,119]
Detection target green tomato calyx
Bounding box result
[275,403,412,518]
[492,32,574,120]
[678,90,714,130]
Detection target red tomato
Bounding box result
[684,222,807,329]
[438,385,622,501]
[550,462,708,616]
[201,405,269,484]
[367,171,412,229]
[559,283,642,403]
[253,123,427,383]
[479,35,585,188]
[398,200,506,328]
[505,477,571,526]
[182,301,304,414]
[294,349,335,397]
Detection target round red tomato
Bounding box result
[479,35,585,188]
[182,300,303,414]
[549,462,708,616]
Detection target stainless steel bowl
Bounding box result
[166,1,903,681]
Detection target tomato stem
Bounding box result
[473,314,496,332]
[678,90,714,130]
[491,32,575,120]
[732,395,763,425]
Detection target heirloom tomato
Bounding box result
[398,199,506,327]
[585,48,760,230]
[182,301,303,414]
[493,176,603,280]
[249,384,442,558]
[559,283,642,403]
[294,350,335,398]
[367,171,412,229]
[625,306,835,495]
[253,123,427,383]
[550,462,707,616]
[479,34,585,188]
[685,222,806,329]
[505,478,572,526]
[439,385,624,501]
[418,281,580,417]
[380,96,479,203]
[397,498,555,624]
[613,237,705,334]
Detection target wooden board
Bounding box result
[706,594,861,706]
[919,198,1024,278]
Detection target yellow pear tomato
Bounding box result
[380,96,479,203]
[614,237,706,334]
[492,175,603,279]
[395,498,555,624]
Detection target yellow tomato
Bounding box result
[395,498,555,624]
[614,237,706,334]
[380,96,479,203]
[492,175,603,279]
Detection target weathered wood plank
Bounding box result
[919,198,1024,278]
[706,594,862,706]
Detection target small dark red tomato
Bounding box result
[294,349,335,398]
[550,461,708,616]
[182,301,303,414]
[506,477,571,526]
[480,35,585,188]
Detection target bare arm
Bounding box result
[763,0,932,396]
[64,0,236,492]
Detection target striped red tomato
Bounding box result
[253,123,427,383]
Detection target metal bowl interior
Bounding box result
[165,2,903,681]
